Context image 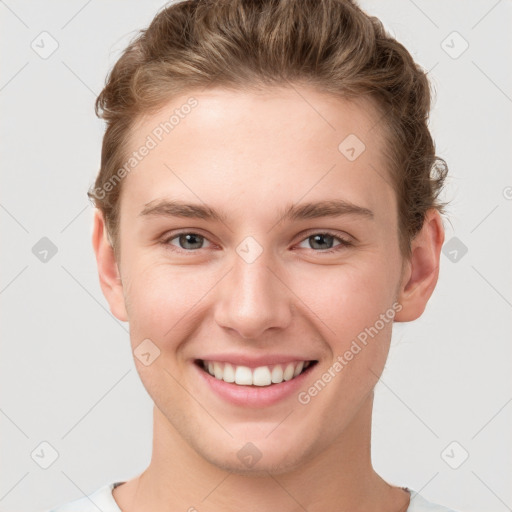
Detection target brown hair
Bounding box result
[88,0,448,259]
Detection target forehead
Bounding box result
[120,85,395,224]
[131,84,385,144]
[128,85,387,161]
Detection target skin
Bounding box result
[92,85,445,512]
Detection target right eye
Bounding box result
[162,232,214,252]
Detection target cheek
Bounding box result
[296,259,397,340]
[124,259,215,344]
[124,262,205,401]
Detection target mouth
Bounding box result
[194,359,318,386]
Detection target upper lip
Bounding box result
[196,354,317,368]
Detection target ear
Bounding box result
[91,209,128,322]
[394,209,445,322]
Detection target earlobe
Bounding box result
[394,209,445,322]
[91,209,128,322]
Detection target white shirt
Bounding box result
[43,482,460,511]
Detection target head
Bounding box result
[91,0,448,474]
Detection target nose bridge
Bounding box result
[214,242,292,339]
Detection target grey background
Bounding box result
[0,1,511,511]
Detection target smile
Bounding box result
[196,359,317,386]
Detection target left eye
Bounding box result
[297,232,351,252]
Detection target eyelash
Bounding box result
[160,230,353,255]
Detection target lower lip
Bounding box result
[194,362,316,408]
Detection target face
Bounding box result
[100,85,410,474]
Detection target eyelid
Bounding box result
[296,228,354,244]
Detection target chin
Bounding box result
[188,427,317,476]
[199,446,310,476]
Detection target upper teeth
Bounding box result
[202,360,311,386]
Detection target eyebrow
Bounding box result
[138,198,374,224]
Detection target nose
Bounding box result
[214,248,293,340]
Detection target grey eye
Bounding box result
[300,233,338,250]
[169,233,211,250]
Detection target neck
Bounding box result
[114,392,410,512]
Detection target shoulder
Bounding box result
[407,489,461,512]
[40,482,123,512]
